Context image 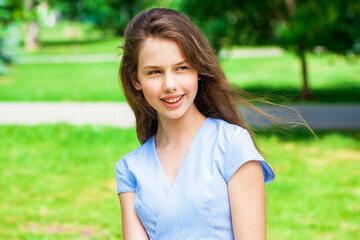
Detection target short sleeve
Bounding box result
[224,127,275,184]
[116,158,136,194]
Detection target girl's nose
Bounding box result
[162,73,178,92]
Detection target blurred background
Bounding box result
[0,0,359,239]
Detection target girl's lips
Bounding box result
[161,94,185,108]
[161,94,184,101]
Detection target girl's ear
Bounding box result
[132,76,142,90]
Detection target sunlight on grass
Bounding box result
[0,125,359,239]
[1,51,359,102]
[222,53,360,90]
[1,62,125,101]
[0,125,139,239]
[258,130,360,240]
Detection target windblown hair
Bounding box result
[119,8,312,152]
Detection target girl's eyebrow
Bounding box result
[143,65,160,69]
[174,60,188,66]
[143,60,188,69]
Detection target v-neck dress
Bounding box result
[116,117,275,240]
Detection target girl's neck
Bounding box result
[155,104,206,147]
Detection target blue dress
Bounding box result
[116,117,275,240]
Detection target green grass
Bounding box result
[0,125,359,239]
[1,52,359,103]
[223,53,359,89]
[29,38,123,55]
[0,62,125,101]
[258,129,360,239]
[0,125,139,239]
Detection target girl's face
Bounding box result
[135,37,199,122]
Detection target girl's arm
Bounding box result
[119,192,149,240]
[228,160,266,240]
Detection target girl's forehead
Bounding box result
[139,37,181,53]
[138,37,187,67]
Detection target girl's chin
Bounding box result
[158,112,185,121]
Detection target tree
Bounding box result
[274,0,360,99]
[0,0,22,74]
[24,0,40,51]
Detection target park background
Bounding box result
[1,0,359,239]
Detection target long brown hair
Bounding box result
[119,8,313,154]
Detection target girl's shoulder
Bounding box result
[199,117,251,154]
[115,136,156,194]
[208,118,274,184]
[207,117,246,138]
[116,135,155,166]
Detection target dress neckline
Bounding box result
[151,117,210,188]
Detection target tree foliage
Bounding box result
[0,0,23,74]
[48,0,171,35]
[275,0,360,54]
[180,0,278,52]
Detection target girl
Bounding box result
[116,8,277,240]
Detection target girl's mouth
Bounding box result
[161,94,185,108]
[162,95,183,104]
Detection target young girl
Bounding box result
[116,8,275,240]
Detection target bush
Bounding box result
[0,24,21,75]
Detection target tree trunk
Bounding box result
[25,22,39,51]
[299,44,311,100]
[285,0,295,15]
[24,0,39,51]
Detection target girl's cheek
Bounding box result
[142,84,161,96]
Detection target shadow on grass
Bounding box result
[243,86,360,103]
[255,127,360,141]
[40,39,115,47]
[19,38,118,48]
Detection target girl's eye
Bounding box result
[177,66,188,71]
[148,70,161,75]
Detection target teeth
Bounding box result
[164,96,182,103]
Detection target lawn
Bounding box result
[0,62,124,102]
[2,51,359,103]
[0,125,359,239]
